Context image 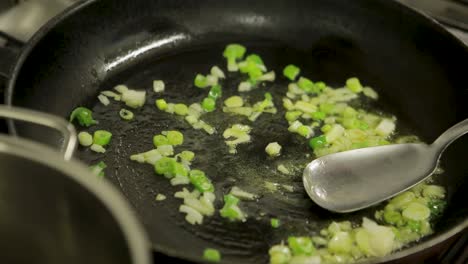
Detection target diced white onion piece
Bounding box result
[223,107,253,117]
[210,65,226,79]
[326,124,345,143]
[205,75,218,86]
[184,197,214,216]
[170,176,190,186]
[130,154,145,163]
[422,185,446,199]
[90,144,106,153]
[179,205,203,225]
[157,145,174,156]
[361,217,395,257]
[101,90,121,101]
[248,112,262,121]
[288,120,303,133]
[114,84,129,94]
[166,103,175,114]
[155,194,166,201]
[402,202,430,221]
[153,80,165,93]
[224,96,244,107]
[98,94,110,106]
[230,186,257,200]
[375,118,395,137]
[281,184,294,192]
[265,142,282,157]
[121,90,146,108]
[283,98,294,110]
[294,101,317,113]
[238,81,252,92]
[258,71,275,82]
[277,164,290,175]
[363,87,379,99]
[78,131,93,147]
[203,192,216,203]
[288,83,304,95]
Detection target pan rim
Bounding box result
[4,0,468,263]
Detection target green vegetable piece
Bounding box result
[189,169,214,193]
[155,99,168,111]
[153,135,169,147]
[179,150,195,162]
[154,157,176,178]
[174,104,189,116]
[166,130,184,146]
[283,64,300,81]
[287,237,315,256]
[78,131,93,147]
[220,194,243,220]
[203,248,221,262]
[223,44,247,71]
[70,107,97,127]
[224,96,244,107]
[383,210,403,226]
[194,74,208,88]
[406,220,421,233]
[402,202,431,221]
[343,107,357,118]
[202,97,216,112]
[119,108,134,120]
[328,231,353,254]
[93,130,112,146]
[173,162,188,177]
[346,77,363,93]
[321,124,332,133]
[271,218,280,228]
[428,199,446,218]
[315,81,327,91]
[246,54,264,66]
[89,161,107,178]
[285,111,302,122]
[319,103,335,114]
[209,84,222,100]
[297,77,315,92]
[311,111,326,121]
[223,44,246,60]
[309,135,327,150]
[297,125,311,138]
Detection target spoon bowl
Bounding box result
[303,119,468,213]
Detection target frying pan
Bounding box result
[2,0,468,263]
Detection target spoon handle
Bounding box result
[432,118,468,154]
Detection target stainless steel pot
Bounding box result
[0,106,151,264]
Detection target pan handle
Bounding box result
[0,105,77,160]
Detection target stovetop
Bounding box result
[0,1,466,264]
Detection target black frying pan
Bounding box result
[2,0,468,263]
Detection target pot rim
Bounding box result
[0,134,152,264]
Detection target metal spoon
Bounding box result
[303,119,468,213]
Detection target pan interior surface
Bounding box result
[7,0,468,263]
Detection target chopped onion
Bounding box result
[114,84,129,94]
[179,205,203,225]
[257,71,276,82]
[238,81,252,92]
[78,131,93,147]
[90,144,106,153]
[277,164,290,175]
[375,119,395,137]
[230,186,257,200]
[265,142,282,157]
[101,90,121,101]
[210,66,226,79]
[121,90,146,108]
[98,94,110,106]
[155,194,167,201]
[153,80,165,93]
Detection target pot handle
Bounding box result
[0,105,77,160]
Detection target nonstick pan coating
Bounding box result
[6,0,468,263]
